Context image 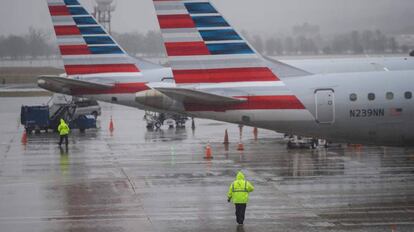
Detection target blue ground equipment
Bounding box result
[20,104,97,134]
[20,105,50,133]
[70,115,97,133]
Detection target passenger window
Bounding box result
[405,91,412,99]
[386,92,394,100]
[368,93,375,101]
[349,93,357,101]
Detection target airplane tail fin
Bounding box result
[46,0,141,78]
[151,0,303,84]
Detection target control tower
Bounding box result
[93,0,116,34]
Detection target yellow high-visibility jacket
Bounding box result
[58,119,70,136]
[227,171,254,204]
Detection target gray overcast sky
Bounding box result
[1,0,413,37]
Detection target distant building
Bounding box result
[396,34,414,47]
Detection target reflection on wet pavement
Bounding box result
[0,97,414,232]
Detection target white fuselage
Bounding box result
[186,70,414,146]
[83,57,414,146]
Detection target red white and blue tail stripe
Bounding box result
[151,0,311,115]
[152,0,278,84]
[46,0,141,78]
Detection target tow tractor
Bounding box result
[285,135,329,149]
[144,111,188,130]
[20,94,99,134]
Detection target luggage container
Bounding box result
[20,105,50,134]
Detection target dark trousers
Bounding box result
[59,135,68,146]
[235,204,247,224]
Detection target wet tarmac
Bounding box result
[1,97,414,232]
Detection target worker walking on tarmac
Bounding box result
[58,118,70,147]
[227,171,254,225]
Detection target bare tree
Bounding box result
[2,35,27,59]
[252,35,264,54]
[114,32,145,56]
[26,27,47,58]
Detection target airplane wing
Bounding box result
[38,76,113,94]
[154,87,246,105]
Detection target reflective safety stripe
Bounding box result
[232,181,247,192]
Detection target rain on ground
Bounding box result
[1,96,414,232]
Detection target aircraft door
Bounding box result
[315,89,335,124]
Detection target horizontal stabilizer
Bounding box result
[38,75,112,94]
[155,87,246,105]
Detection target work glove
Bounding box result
[227,197,231,203]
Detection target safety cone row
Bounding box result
[109,116,114,132]
[204,143,213,159]
[21,131,27,145]
[203,127,254,159]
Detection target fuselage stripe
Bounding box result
[173,67,279,83]
[65,64,140,75]
[185,95,305,111]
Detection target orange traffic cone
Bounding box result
[253,127,258,140]
[109,116,114,132]
[223,129,229,144]
[204,143,213,159]
[237,142,244,151]
[21,130,27,145]
[391,225,396,232]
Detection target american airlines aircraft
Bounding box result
[39,0,414,146]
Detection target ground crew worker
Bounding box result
[227,171,254,225]
[58,118,70,147]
